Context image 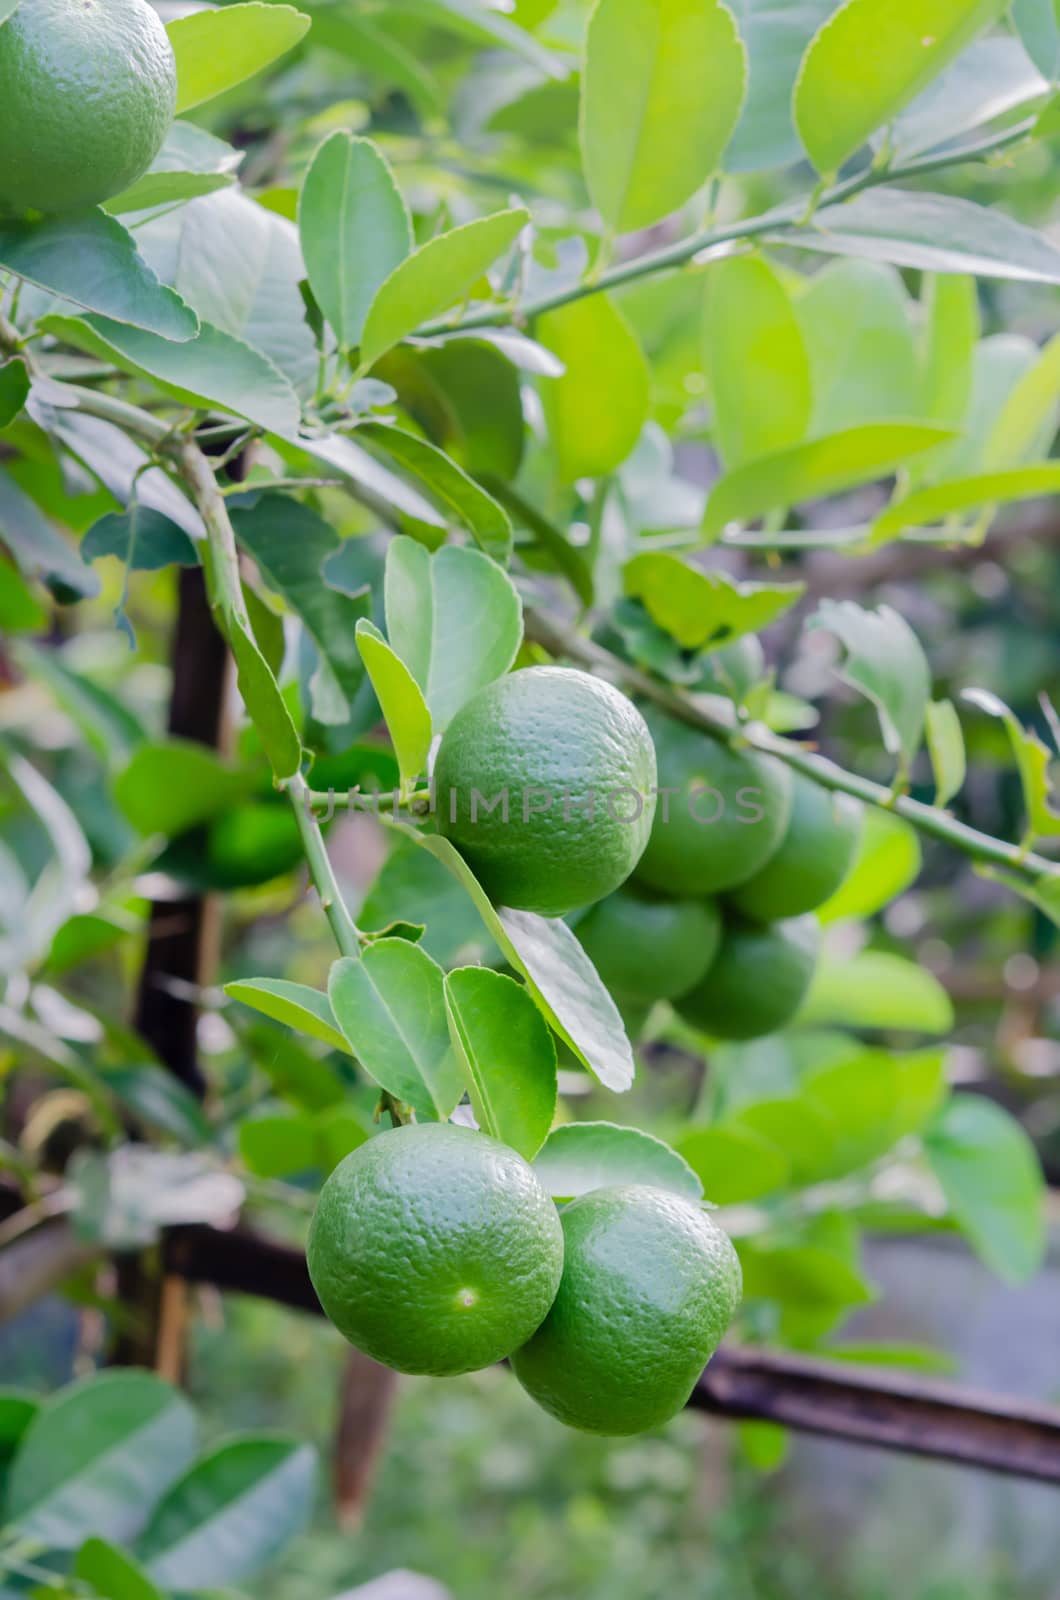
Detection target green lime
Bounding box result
[727,775,863,921]
[434,667,657,917]
[307,1123,564,1376]
[675,912,819,1040]
[633,708,791,897]
[0,0,176,216]
[206,803,305,890]
[575,887,721,1004]
[510,1185,741,1435]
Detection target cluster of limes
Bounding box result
[0,0,176,216]
[309,1123,741,1435]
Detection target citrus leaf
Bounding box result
[104,120,242,214]
[1014,0,1060,77]
[796,260,919,434]
[870,463,1060,544]
[444,966,557,1159]
[359,208,529,368]
[677,1123,790,1203]
[888,35,1047,162]
[818,810,921,923]
[0,559,46,633]
[75,1538,163,1600]
[137,1438,317,1588]
[328,944,463,1120]
[4,1372,198,1550]
[920,274,980,429]
[704,253,811,465]
[0,469,99,601]
[223,978,353,1055]
[168,3,312,113]
[725,0,837,172]
[383,537,523,730]
[0,356,28,428]
[793,0,1012,175]
[738,1240,877,1308]
[355,620,433,797]
[799,951,954,1034]
[702,422,954,540]
[983,329,1060,469]
[360,837,496,969]
[83,510,198,573]
[925,1095,1045,1283]
[538,294,650,480]
[963,687,1060,841]
[114,740,250,836]
[925,698,966,808]
[532,1121,701,1201]
[581,0,746,233]
[356,423,512,562]
[802,1046,946,1176]
[299,133,412,350]
[624,551,803,649]
[807,599,930,771]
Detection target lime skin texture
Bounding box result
[0,0,177,216]
[675,911,820,1040]
[727,773,863,922]
[575,887,722,1004]
[634,707,792,898]
[510,1185,742,1435]
[434,666,658,918]
[307,1123,565,1376]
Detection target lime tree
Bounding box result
[675,911,820,1040]
[727,774,863,921]
[308,1123,564,1375]
[434,666,657,917]
[510,1185,741,1434]
[0,0,176,215]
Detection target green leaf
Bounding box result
[920,274,980,428]
[799,951,954,1034]
[4,1371,198,1549]
[224,978,352,1055]
[399,338,526,480]
[824,1340,959,1374]
[231,495,370,725]
[780,189,1060,285]
[796,260,919,434]
[444,967,557,1159]
[802,1046,946,1176]
[0,470,99,601]
[888,36,1047,162]
[383,537,523,730]
[40,314,300,437]
[0,557,45,632]
[818,809,921,923]
[137,1438,316,1588]
[0,357,28,428]
[807,599,930,772]
[114,740,249,836]
[677,1123,790,1203]
[983,329,1060,469]
[725,0,837,172]
[299,133,411,350]
[355,619,433,797]
[624,552,803,650]
[581,0,746,233]
[83,510,198,573]
[75,1538,163,1600]
[360,837,496,969]
[738,1420,790,1472]
[532,1121,701,1200]
[484,477,594,608]
[240,1020,346,1111]
[538,294,650,480]
[1014,0,1060,76]
[356,422,513,562]
[702,422,953,540]
[793,0,1012,175]
[738,1239,877,1309]
[0,212,197,340]
[203,554,302,783]
[307,6,443,115]
[328,944,463,1120]
[104,120,242,214]
[871,464,1060,544]
[168,3,312,112]
[239,1111,327,1179]
[704,253,811,465]
[924,1095,1045,1283]
[963,688,1060,841]
[359,208,529,368]
[925,698,966,808]
[104,1064,212,1147]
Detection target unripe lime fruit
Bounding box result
[510,1185,741,1435]
[205,803,305,890]
[674,912,819,1040]
[633,709,791,897]
[308,1124,564,1376]
[575,887,721,1004]
[434,667,657,917]
[0,0,177,216]
[726,775,863,922]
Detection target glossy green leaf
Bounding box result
[360,837,496,969]
[926,698,966,808]
[807,599,930,770]
[239,1109,366,1179]
[781,188,1060,284]
[920,274,980,427]
[800,952,954,1033]
[794,0,1011,174]
[299,133,411,350]
[703,422,952,540]
[137,1437,316,1588]
[581,0,746,232]
[359,208,529,368]
[983,329,1060,469]
[624,551,802,649]
[104,120,241,214]
[404,338,526,480]
[240,1021,346,1111]
[484,478,594,607]
[538,294,650,480]
[889,36,1047,161]
[872,464,1060,543]
[356,422,512,561]
[168,3,311,112]
[224,978,353,1055]
[963,688,1060,841]
[115,741,249,836]
[207,572,302,783]
[444,966,557,1159]
[307,6,442,115]
[0,357,28,428]
[0,212,197,340]
[383,537,523,730]
[0,558,45,632]
[83,510,198,572]
[818,810,921,923]
[1013,0,1060,77]
[803,1047,946,1176]
[4,1371,198,1549]
[355,619,433,796]
[75,1538,164,1600]
[533,1121,701,1200]
[328,944,463,1119]
[925,1096,1045,1283]
[796,260,919,433]
[705,253,811,464]
[0,469,99,600]
[738,1239,877,1308]
[677,1123,790,1203]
